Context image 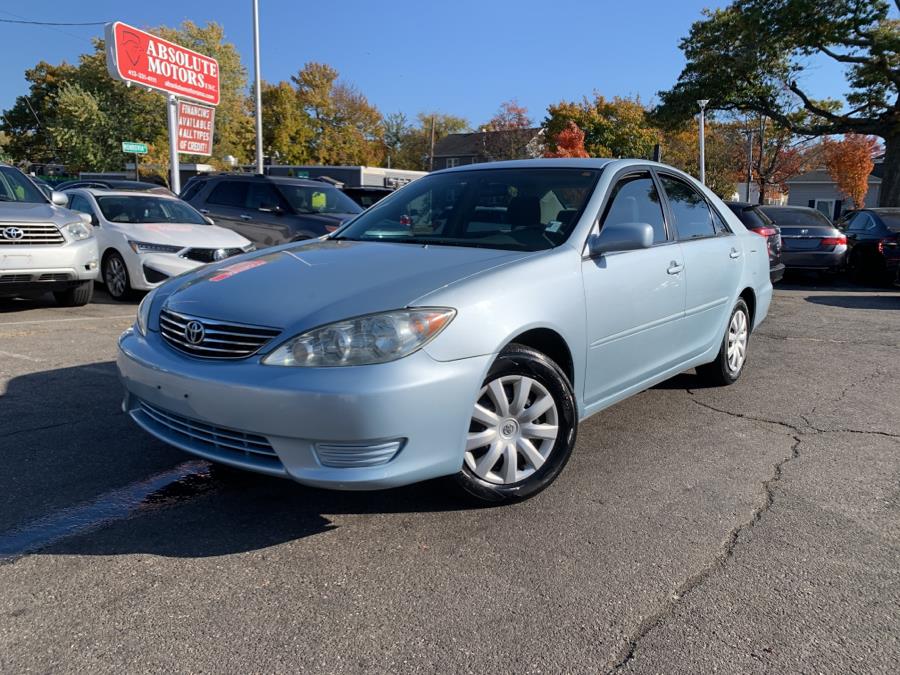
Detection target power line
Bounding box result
[0,18,107,26]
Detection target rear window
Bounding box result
[876,213,900,232]
[726,204,773,229]
[760,208,831,227]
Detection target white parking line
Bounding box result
[0,314,134,327]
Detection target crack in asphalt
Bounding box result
[607,375,897,673]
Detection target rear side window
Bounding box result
[181,180,205,202]
[207,181,248,207]
[600,173,667,243]
[660,175,715,239]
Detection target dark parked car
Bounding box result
[182,174,362,247]
[725,202,785,283]
[758,205,847,276]
[835,208,900,284]
[55,179,173,195]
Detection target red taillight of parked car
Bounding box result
[324,224,340,232]
[820,234,847,247]
[750,226,778,238]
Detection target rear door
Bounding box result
[659,173,742,358]
[200,180,249,238]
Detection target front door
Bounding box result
[582,171,687,408]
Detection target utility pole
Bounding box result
[429,115,435,172]
[167,95,180,194]
[745,128,754,202]
[252,0,264,175]
[697,99,709,185]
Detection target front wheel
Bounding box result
[53,280,94,307]
[455,343,577,504]
[103,250,132,301]
[697,298,750,386]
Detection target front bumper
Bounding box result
[128,253,203,291]
[117,328,492,490]
[0,239,99,295]
[782,246,847,271]
[769,262,785,283]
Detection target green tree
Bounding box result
[292,62,384,165]
[46,83,116,173]
[392,112,470,170]
[543,95,658,159]
[654,0,900,206]
[382,112,409,168]
[261,81,313,165]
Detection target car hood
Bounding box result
[159,239,531,332]
[290,211,359,229]
[111,222,250,248]
[0,202,71,224]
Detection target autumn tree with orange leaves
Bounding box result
[823,135,880,208]
[544,121,589,158]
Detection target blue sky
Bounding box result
[0,0,849,126]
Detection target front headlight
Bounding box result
[136,288,157,336]
[65,222,93,240]
[242,244,257,252]
[262,308,456,367]
[128,240,183,254]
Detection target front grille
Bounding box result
[181,247,244,263]
[159,308,281,359]
[0,273,72,283]
[0,224,65,246]
[38,273,73,281]
[136,400,282,467]
[0,274,32,283]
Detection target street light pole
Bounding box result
[697,99,709,185]
[745,129,754,202]
[252,0,264,175]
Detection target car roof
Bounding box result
[75,188,180,199]
[758,204,820,213]
[437,158,615,173]
[866,208,900,214]
[196,173,332,188]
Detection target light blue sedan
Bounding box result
[118,159,771,503]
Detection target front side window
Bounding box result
[95,196,208,225]
[334,168,600,252]
[67,194,93,215]
[599,173,667,243]
[247,183,287,211]
[660,175,715,240]
[277,184,362,215]
[848,213,875,232]
[0,167,46,204]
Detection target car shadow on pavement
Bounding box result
[804,294,900,310]
[0,285,139,312]
[0,362,485,560]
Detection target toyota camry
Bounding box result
[118,159,772,503]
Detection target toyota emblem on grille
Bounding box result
[1,226,24,240]
[184,320,205,345]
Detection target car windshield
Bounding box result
[760,208,832,227]
[277,184,362,215]
[334,168,601,251]
[875,212,900,232]
[96,195,208,225]
[0,167,47,204]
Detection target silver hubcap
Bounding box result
[727,308,748,374]
[465,375,559,485]
[105,256,127,297]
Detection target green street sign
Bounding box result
[121,141,148,154]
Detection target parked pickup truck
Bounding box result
[0,164,99,306]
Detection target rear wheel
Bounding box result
[53,280,94,307]
[697,298,750,386]
[455,343,577,504]
[103,250,132,301]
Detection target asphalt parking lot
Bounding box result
[1,279,898,673]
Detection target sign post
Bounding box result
[121,141,148,182]
[105,22,220,194]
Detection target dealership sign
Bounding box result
[105,22,220,105]
[177,101,215,156]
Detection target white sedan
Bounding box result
[65,189,254,300]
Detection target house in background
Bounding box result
[432,128,543,170]
[786,159,883,220]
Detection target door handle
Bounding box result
[240,214,252,221]
[667,261,684,275]
[199,209,209,214]
[729,248,741,259]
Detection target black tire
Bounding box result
[454,343,577,504]
[697,298,750,386]
[53,280,94,307]
[102,250,132,301]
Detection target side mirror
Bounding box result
[204,216,215,226]
[77,213,92,225]
[588,222,654,256]
[51,191,68,206]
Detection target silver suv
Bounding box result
[0,165,99,306]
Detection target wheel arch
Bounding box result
[739,286,756,329]
[503,327,575,389]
